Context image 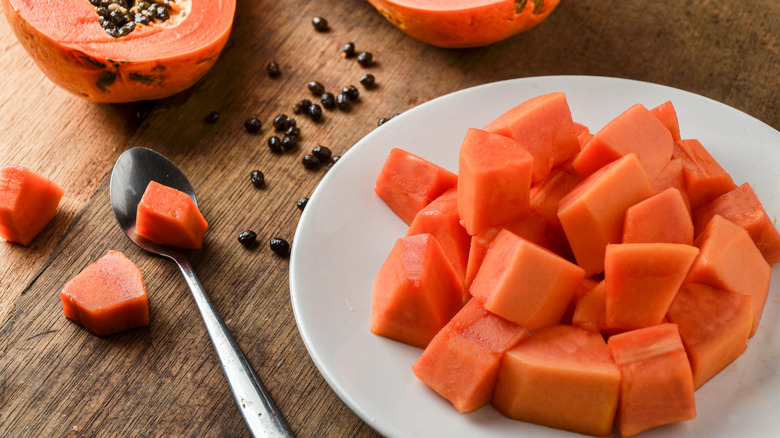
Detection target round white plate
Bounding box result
[289,76,780,437]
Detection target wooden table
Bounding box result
[1,1,778,436]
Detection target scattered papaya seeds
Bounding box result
[238,230,258,247]
[269,238,291,258]
[312,16,329,32]
[267,61,281,78]
[89,0,179,38]
[296,198,309,211]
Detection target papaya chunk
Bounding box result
[666,283,753,389]
[571,279,608,334]
[529,159,582,234]
[412,299,529,413]
[493,325,621,437]
[622,187,694,245]
[685,215,770,337]
[457,128,533,235]
[692,182,780,264]
[470,229,585,332]
[60,250,150,336]
[483,92,581,182]
[407,188,470,293]
[558,153,656,276]
[374,148,458,225]
[562,275,600,325]
[604,243,699,331]
[136,180,208,250]
[370,234,463,348]
[572,103,674,181]
[607,323,697,437]
[0,165,64,246]
[650,100,682,143]
[649,157,689,208]
[673,139,736,210]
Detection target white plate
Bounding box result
[289,76,780,437]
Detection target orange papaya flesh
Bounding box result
[457,128,533,235]
[492,325,621,437]
[604,243,699,331]
[365,0,561,48]
[375,148,458,226]
[692,182,780,265]
[135,180,208,250]
[650,100,682,143]
[412,298,529,413]
[561,275,600,325]
[666,283,753,389]
[607,323,697,437]
[672,139,737,210]
[571,279,608,334]
[622,187,694,245]
[370,234,463,348]
[558,153,656,276]
[0,164,64,246]
[470,229,585,332]
[649,157,691,211]
[1,0,235,103]
[60,250,149,336]
[685,215,770,337]
[572,103,674,181]
[483,92,581,182]
[529,158,582,234]
[407,188,470,294]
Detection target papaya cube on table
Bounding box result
[572,103,674,181]
[492,325,621,437]
[0,165,64,246]
[370,233,463,348]
[607,323,696,437]
[457,128,533,235]
[650,100,682,143]
[470,229,585,332]
[673,138,736,210]
[135,180,208,250]
[412,298,529,413]
[692,182,780,264]
[483,92,581,182]
[604,243,699,331]
[685,214,770,337]
[60,250,149,337]
[558,153,655,276]
[407,188,470,295]
[622,187,693,245]
[666,283,754,389]
[374,148,457,225]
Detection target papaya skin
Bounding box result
[1,0,235,103]
[366,0,561,48]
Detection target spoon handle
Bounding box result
[174,254,294,438]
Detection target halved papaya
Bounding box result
[365,0,561,48]
[1,0,235,102]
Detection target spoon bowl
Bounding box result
[110,147,293,438]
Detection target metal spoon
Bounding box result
[110,147,293,438]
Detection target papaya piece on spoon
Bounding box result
[135,180,208,250]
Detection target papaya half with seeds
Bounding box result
[1,0,235,103]
[366,0,560,48]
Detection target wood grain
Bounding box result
[1,0,778,436]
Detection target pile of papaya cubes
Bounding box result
[370,92,780,437]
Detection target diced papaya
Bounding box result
[604,243,699,331]
[374,148,458,225]
[412,299,530,413]
[666,283,753,389]
[573,121,590,137]
[0,165,64,246]
[571,279,607,334]
[370,234,463,348]
[558,153,656,276]
[692,183,780,264]
[470,229,585,332]
[607,323,696,437]
[529,159,582,234]
[572,103,673,181]
[649,158,690,210]
[650,100,682,143]
[483,92,581,182]
[562,275,600,325]
[457,128,533,235]
[60,250,149,336]
[135,181,208,250]
[672,139,736,210]
[684,214,770,337]
[493,325,621,437]
[407,188,470,292]
[622,187,694,245]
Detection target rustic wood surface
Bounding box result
[1,0,778,436]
